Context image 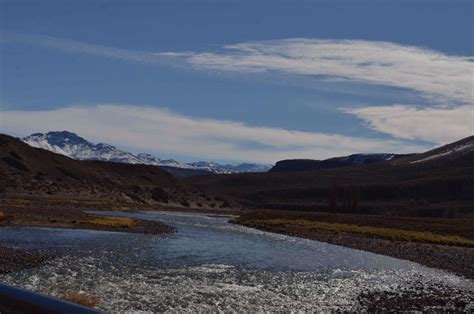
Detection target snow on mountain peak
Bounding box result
[21,131,271,173]
[410,140,474,164]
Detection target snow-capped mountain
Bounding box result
[22,131,271,173]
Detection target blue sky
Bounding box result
[1,0,473,163]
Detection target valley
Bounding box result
[1,132,473,310]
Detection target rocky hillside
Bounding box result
[0,134,211,207]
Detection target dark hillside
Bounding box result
[186,136,474,217]
[0,134,207,206]
[393,135,474,165]
[270,153,414,172]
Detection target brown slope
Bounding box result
[185,136,474,217]
[0,134,206,205]
[393,135,474,165]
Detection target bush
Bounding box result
[1,156,29,172]
[59,292,98,308]
[221,201,231,208]
[151,187,169,203]
[76,217,137,229]
[9,151,22,160]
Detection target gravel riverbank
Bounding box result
[233,221,474,279]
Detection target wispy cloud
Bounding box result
[342,105,474,144]
[0,104,428,163]
[162,39,474,145]
[2,33,472,146]
[1,31,171,65]
[171,39,474,105]
[4,33,472,104]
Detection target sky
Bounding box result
[1,0,473,164]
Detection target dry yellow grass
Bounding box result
[59,292,98,308]
[111,206,132,211]
[9,199,30,207]
[77,216,137,229]
[240,218,474,247]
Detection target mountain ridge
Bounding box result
[22,131,272,174]
[269,153,415,172]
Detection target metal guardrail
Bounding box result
[0,284,101,314]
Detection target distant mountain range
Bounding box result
[22,131,272,174]
[269,136,474,172]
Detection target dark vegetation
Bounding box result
[151,187,170,203]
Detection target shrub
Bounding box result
[9,151,22,160]
[76,216,136,229]
[59,292,98,308]
[1,156,29,172]
[151,187,170,203]
[10,199,30,207]
[221,201,231,208]
[56,167,81,180]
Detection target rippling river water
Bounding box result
[0,211,472,311]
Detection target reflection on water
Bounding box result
[0,211,472,311]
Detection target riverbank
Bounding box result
[0,204,174,274]
[0,207,173,235]
[231,211,474,279]
[0,199,174,235]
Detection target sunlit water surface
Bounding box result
[0,211,472,311]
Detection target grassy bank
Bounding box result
[75,217,137,229]
[231,210,474,278]
[0,199,173,235]
[232,217,474,247]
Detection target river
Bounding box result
[0,211,472,311]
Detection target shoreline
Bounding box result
[0,205,174,235]
[2,204,473,280]
[231,220,474,279]
[0,205,175,274]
